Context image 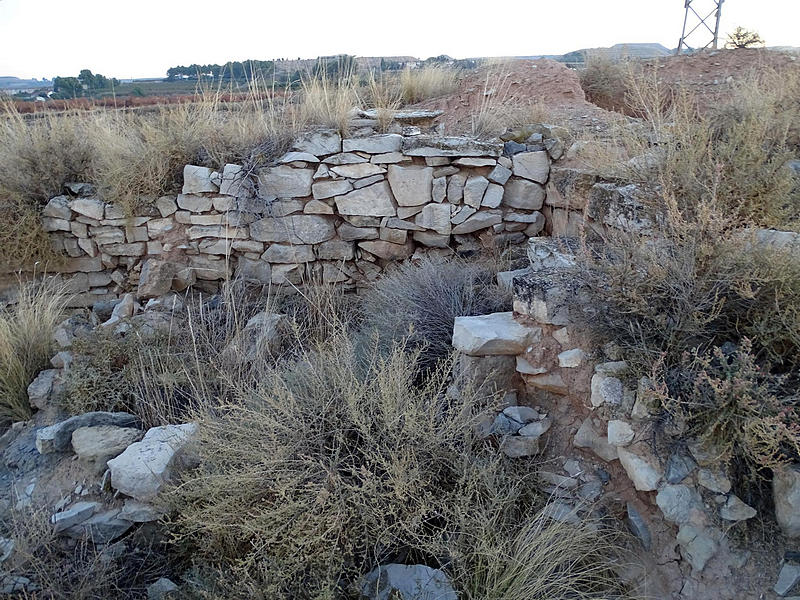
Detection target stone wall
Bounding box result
[451,238,792,599]
[19,126,574,307]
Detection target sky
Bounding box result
[0,0,798,80]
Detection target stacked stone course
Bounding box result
[25,126,571,306]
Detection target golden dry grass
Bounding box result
[0,67,469,269]
[0,277,65,422]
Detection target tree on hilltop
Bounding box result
[725,27,765,49]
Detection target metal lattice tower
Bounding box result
[676,0,725,55]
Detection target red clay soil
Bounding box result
[412,50,800,136]
[411,58,613,135]
[643,47,800,107]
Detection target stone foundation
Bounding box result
[1,124,579,307]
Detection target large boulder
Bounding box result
[343,134,403,154]
[63,508,134,543]
[27,369,62,410]
[655,484,704,524]
[361,564,457,600]
[503,178,545,210]
[452,312,541,356]
[511,151,550,184]
[293,129,341,155]
[774,464,800,538]
[335,182,396,217]
[182,165,219,194]
[138,259,178,299]
[402,136,502,157]
[617,444,663,491]
[71,425,143,475]
[107,423,197,501]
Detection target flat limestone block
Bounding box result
[452,312,541,356]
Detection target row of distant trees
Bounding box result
[166,60,276,81]
[164,54,479,84]
[52,69,119,99]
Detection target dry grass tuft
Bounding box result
[0,278,65,422]
[0,102,94,204]
[3,506,171,599]
[459,509,631,600]
[400,66,459,104]
[299,76,358,136]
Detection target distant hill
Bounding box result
[519,43,673,63]
[574,43,672,60]
[0,76,51,90]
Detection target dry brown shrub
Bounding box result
[0,102,94,204]
[654,341,800,492]
[0,191,62,271]
[359,256,510,369]
[571,64,800,499]
[589,66,799,228]
[164,326,542,598]
[578,55,631,113]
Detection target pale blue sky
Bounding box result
[0,0,797,79]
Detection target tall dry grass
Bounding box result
[298,75,357,135]
[471,61,553,137]
[0,278,65,421]
[0,102,94,204]
[459,510,631,600]
[399,65,459,104]
[582,65,800,227]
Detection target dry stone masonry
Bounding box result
[19,125,574,306]
[452,237,795,599]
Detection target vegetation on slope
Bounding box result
[572,61,800,503]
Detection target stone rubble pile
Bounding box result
[451,236,798,598]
